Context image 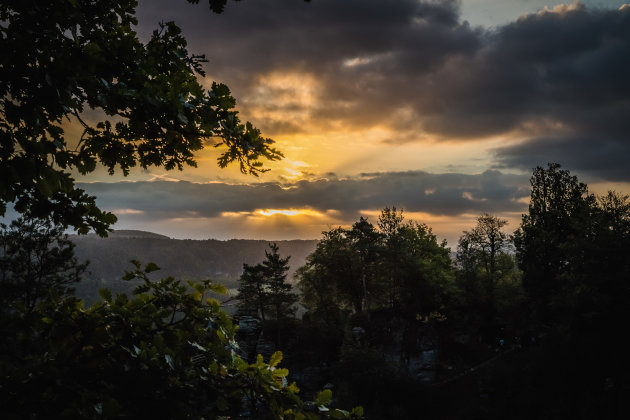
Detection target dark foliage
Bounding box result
[0,217,87,312]
[0,247,361,419]
[237,243,298,322]
[0,0,282,235]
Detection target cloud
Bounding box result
[136,0,483,135]
[493,135,630,182]
[417,3,630,144]
[81,169,528,223]
[135,1,630,182]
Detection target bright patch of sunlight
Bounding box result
[257,208,323,217]
[110,209,145,215]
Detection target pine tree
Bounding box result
[236,243,297,321]
[236,263,268,321]
[263,243,298,321]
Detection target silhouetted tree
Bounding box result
[376,208,453,317]
[236,263,268,320]
[378,207,406,308]
[455,214,522,340]
[509,164,630,417]
[467,214,508,280]
[236,243,297,321]
[298,209,453,371]
[298,222,382,316]
[514,163,596,323]
[347,218,383,313]
[456,214,513,299]
[0,218,87,313]
[262,243,298,321]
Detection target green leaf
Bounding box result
[272,368,289,378]
[98,288,112,302]
[233,357,247,371]
[351,406,364,418]
[205,297,220,306]
[330,409,348,419]
[287,381,300,394]
[269,350,283,367]
[144,262,160,273]
[216,328,227,343]
[122,271,136,281]
[209,361,219,374]
[209,283,227,294]
[315,389,332,407]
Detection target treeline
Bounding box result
[233,163,630,419]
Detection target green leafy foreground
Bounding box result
[0,260,362,419]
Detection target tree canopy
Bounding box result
[0,0,282,235]
[514,163,597,322]
[514,164,630,334]
[298,208,453,322]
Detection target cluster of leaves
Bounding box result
[0,0,282,235]
[0,255,362,419]
[237,243,299,322]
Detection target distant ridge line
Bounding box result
[107,230,170,239]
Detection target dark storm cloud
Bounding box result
[423,4,630,138]
[494,135,630,182]
[136,1,630,181]
[136,0,483,130]
[81,170,528,221]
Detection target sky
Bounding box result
[76,0,630,247]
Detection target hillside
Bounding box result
[71,231,318,303]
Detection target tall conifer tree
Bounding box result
[236,243,297,321]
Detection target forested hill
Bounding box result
[71,231,317,302]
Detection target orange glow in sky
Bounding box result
[258,209,324,217]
